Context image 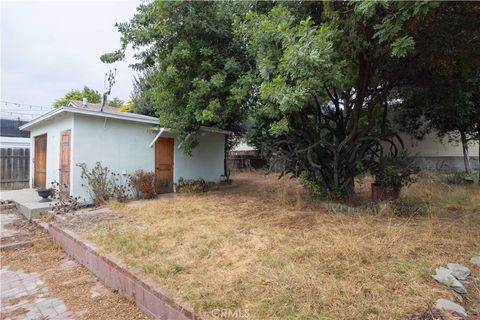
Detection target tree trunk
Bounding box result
[477,121,480,184]
[344,178,355,197]
[460,130,471,174]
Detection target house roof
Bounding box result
[1,119,30,138]
[19,101,231,135]
[68,100,159,123]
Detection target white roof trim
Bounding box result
[20,106,233,136]
[149,128,165,148]
[19,107,63,130]
[20,106,158,131]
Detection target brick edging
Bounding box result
[48,223,200,320]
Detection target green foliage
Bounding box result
[299,171,324,199]
[53,86,101,108]
[240,2,435,197]
[102,1,263,154]
[102,1,478,196]
[175,177,209,193]
[107,97,124,108]
[371,153,419,191]
[390,36,415,58]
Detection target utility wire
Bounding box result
[1,109,49,113]
[1,111,38,116]
[0,100,52,110]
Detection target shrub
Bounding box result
[130,170,156,199]
[111,172,132,202]
[176,177,209,193]
[299,171,344,200]
[371,152,419,192]
[77,162,132,204]
[50,181,80,215]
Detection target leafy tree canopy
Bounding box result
[53,86,102,108]
[102,1,478,196]
[101,1,269,153]
[53,86,124,109]
[239,1,438,196]
[107,97,124,108]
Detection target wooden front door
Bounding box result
[59,130,71,193]
[34,134,47,189]
[155,138,174,193]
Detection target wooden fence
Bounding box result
[1,148,30,190]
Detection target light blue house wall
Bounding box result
[28,110,226,201]
[29,113,74,191]
[72,114,157,200]
[173,131,226,183]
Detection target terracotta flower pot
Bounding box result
[371,183,400,201]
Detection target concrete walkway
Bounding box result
[0,208,147,320]
[1,267,74,319]
[0,189,54,219]
[0,209,72,319]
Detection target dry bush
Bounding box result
[130,170,156,199]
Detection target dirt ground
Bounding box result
[0,208,147,320]
[59,171,480,319]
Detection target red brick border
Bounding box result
[48,223,200,320]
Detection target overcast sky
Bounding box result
[1,0,139,120]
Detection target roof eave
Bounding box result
[19,106,159,131]
[19,107,65,131]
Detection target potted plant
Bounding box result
[36,188,54,202]
[371,154,418,201]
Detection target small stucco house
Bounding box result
[19,100,229,201]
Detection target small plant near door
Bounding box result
[130,170,156,199]
[50,181,80,215]
[111,172,132,202]
[176,177,209,193]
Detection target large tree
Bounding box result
[240,2,438,196]
[101,1,269,153]
[103,1,478,196]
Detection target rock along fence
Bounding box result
[48,223,199,320]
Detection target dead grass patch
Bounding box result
[81,172,480,319]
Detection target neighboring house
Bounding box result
[228,140,265,170]
[232,134,479,172]
[0,118,30,148]
[398,132,479,171]
[19,100,229,201]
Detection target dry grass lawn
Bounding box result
[81,172,480,319]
